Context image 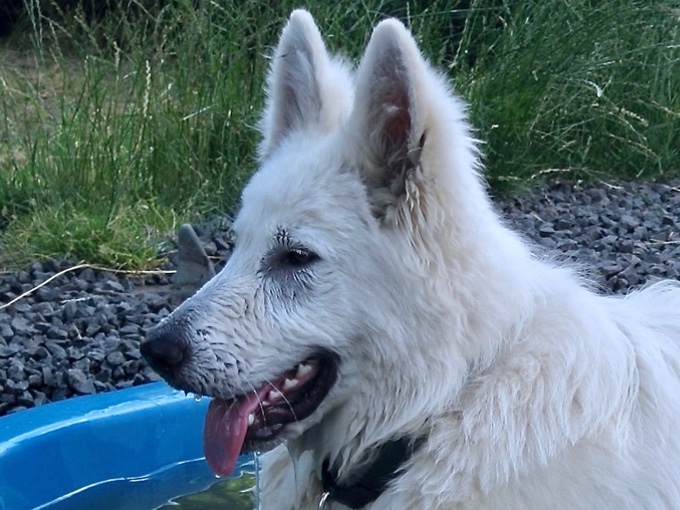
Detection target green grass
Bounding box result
[457,0,680,184]
[0,0,678,270]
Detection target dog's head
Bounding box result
[142,10,489,477]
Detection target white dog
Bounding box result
[142,10,680,509]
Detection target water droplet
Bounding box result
[193,394,202,402]
[254,451,262,509]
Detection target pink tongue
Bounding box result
[203,390,268,477]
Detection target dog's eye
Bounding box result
[284,248,319,267]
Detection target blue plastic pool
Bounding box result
[0,383,254,510]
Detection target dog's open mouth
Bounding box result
[203,353,337,477]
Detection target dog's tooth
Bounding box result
[283,378,299,391]
[296,363,313,378]
[268,389,283,403]
[248,413,255,426]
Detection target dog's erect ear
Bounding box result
[259,10,324,159]
[349,19,430,218]
[259,10,350,160]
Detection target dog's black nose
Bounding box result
[141,323,188,375]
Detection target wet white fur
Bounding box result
[166,10,680,509]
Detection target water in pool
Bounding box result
[160,473,256,510]
[46,456,258,510]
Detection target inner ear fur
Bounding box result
[350,19,428,211]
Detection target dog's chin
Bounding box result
[201,350,339,476]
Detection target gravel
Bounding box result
[0,179,678,416]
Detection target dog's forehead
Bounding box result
[234,136,366,244]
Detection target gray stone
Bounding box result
[0,323,13,340]
[67,368,96,395]
[106,351,125,367]
[173,224,215,299]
